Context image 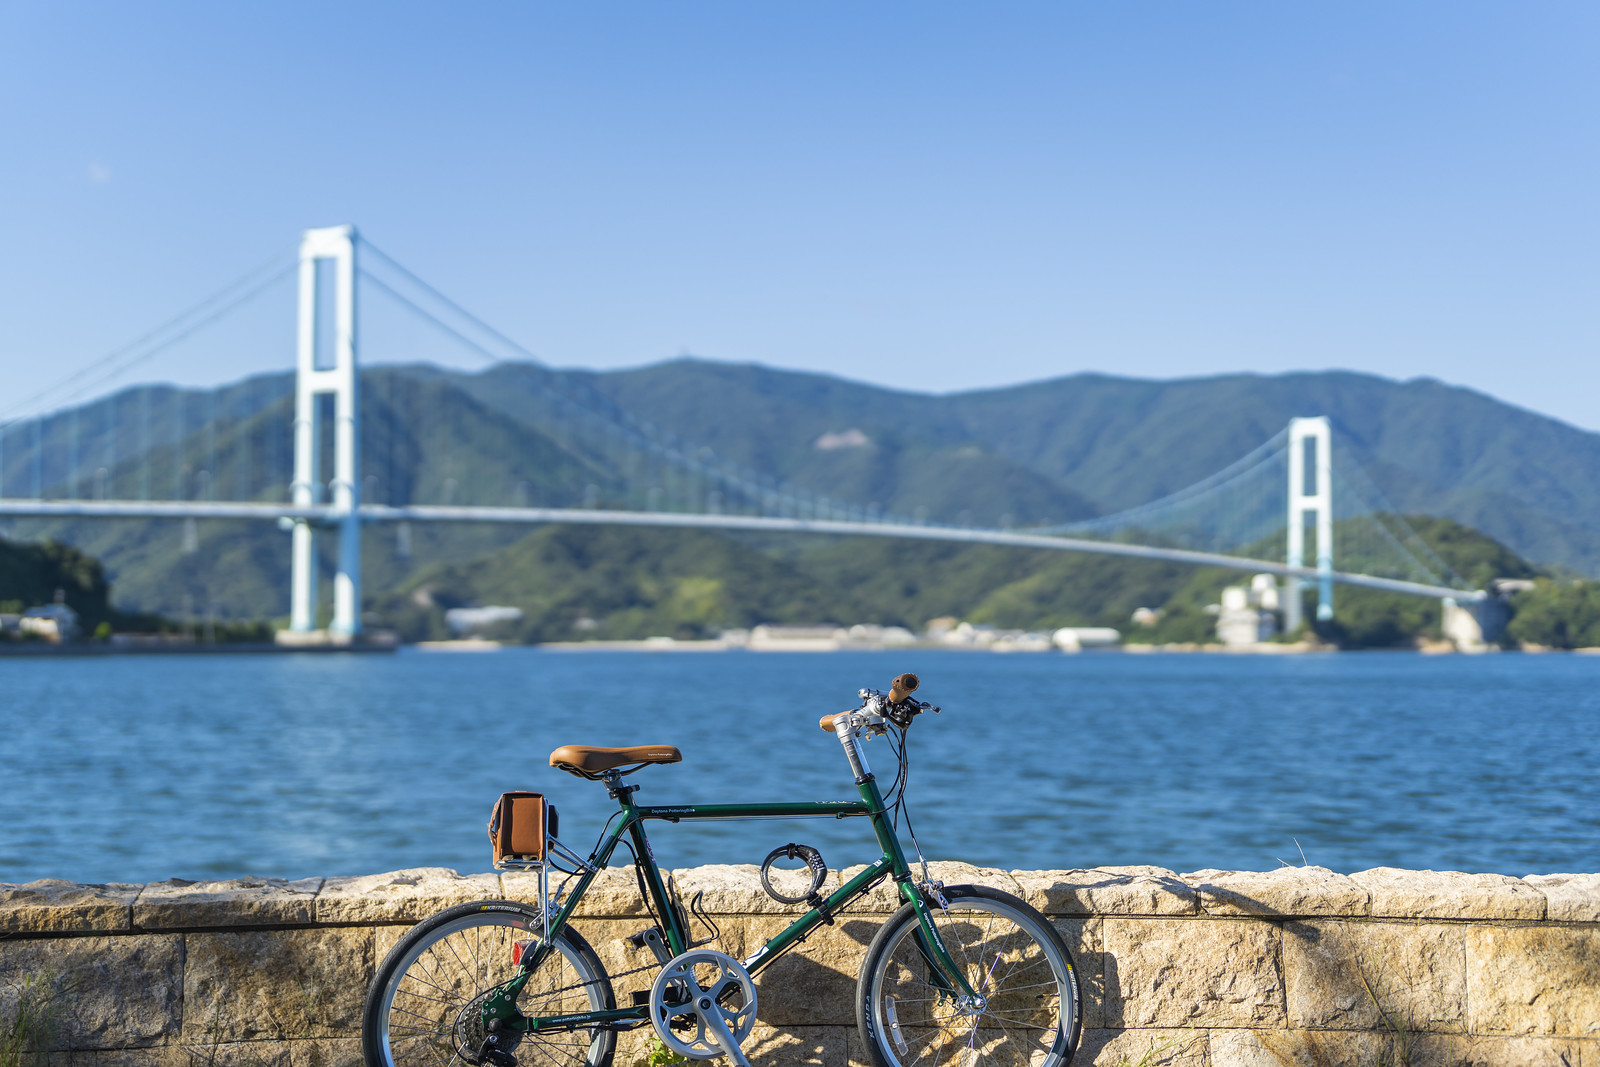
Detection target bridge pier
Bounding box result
[1285,416,1334,631]
[290,225,361,636]
[1442,594,1510,649]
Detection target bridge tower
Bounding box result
[1285,416,1334,632]
[289,225,362,636]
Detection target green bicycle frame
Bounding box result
[489,769,978,1035]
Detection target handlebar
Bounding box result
[818,673,940,732]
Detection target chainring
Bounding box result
[648,949,758,1061]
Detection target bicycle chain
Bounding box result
[528,954,665,1002]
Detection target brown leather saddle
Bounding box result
[548,744,682,778]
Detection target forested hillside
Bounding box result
[4,359,1598,625]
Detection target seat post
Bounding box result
[603,771,638,805]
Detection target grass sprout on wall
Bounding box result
[0,973,57,1067]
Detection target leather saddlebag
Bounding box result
[489,791,548,863]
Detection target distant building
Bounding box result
[1215,576,1281,647]
[19,603,81,643]
[749,625,846,651]
[1053,627,1122,652]
[843,624,917,646]
[444,605,524,637]
[938,621,996,646]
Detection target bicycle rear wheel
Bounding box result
[362,900,617,1067]
[856,885,1081,1067]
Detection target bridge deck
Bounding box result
[0,498,1483,602]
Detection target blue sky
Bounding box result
[2,2,1596,427]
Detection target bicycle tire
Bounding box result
[362,900,617,1067]
[856,885,1082,1067]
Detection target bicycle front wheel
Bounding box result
[362,900,617,1067]
[857,885,1081,1067]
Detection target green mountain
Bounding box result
[5,359,1599,625]
[560,361,1600,574]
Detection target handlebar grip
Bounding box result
[819,714,840,732]
[888,673,919,704]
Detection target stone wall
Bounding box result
[2,863,1596,1066]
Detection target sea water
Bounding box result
[2,649,1595,884]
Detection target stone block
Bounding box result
[0,933,182,1049]
[56,1051,188,1067]
[582,915,683,1001]
[1065,919,1107,1035]
[740,1023,848,1067]
[612,1024,655,1067]
[1466,924,1600,1037]
[172,1041,291,1067]
[0,880,140,934]
[1281,920,1465,1033]
[745,915,877,1027]
[1208,1026,1385,1066]
[1447,1036,1588,1066]
[1076,1027,1208,1066]
[1102,918,1284,1028]
[183,928,373,1042]
[370,923,415,967]
[504,864,651,918]
[836,866,905,913]
[614,1024,842,1067]
[672,864,838,916]
[1524,873,1600,922]
[134,877,323,929]
[832,862,1027,915]
[315,868,500,924]
[1348,867,1546,920]
[288,1037,363,1067]
[843,1021,869,1067]
[922,861,1024,895]
[1013,867,1198,916]
[1180,866,1368,918]
[1049,918,1102,1030]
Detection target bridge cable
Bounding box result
[361,240,545,365]
[1035,428,1290,539]
[359,261,891,525]
[0,252,295,428]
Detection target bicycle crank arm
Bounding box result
[696,1000,751,1067]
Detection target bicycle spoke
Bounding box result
[371,909,615,1067]
[868,894,1075,1067]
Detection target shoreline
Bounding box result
[7,637,1598,656]
[0,641,396,657]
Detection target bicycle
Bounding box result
[362,673,1082,1067]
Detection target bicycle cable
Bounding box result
[619,837,669,935]
[889,722,933,885]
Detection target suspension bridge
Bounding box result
[0,225,1489,639]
